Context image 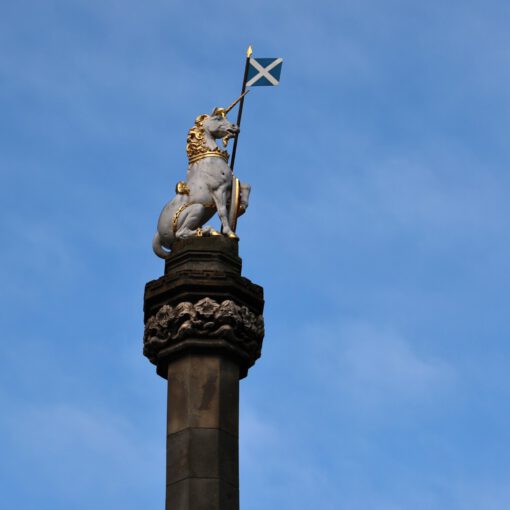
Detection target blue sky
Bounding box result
[1,0,510,508]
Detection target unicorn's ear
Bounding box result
[211,107,226,117]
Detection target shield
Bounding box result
[228,175,241,233]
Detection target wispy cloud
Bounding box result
[301,320,456,420]
[338,323,451,397]
[0,215,80,302]
[0,398,163,508]
[2,0,510,509]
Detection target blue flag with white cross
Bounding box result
[246,57,283,87]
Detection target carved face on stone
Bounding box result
[203,112,239,144]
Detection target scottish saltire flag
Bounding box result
[246,57,283,87]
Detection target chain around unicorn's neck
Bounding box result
[186,114,229,165]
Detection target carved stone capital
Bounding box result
[143,237,264,379]
[144,297,264,378]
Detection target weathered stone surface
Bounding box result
[167,428,238,485]
[166,478,239,510]
[144,297,263,372]
[143,237,264,510]
[143,237,264,379]
[166,356,239,436]
[163,236,242,276]
[164,354,240,510]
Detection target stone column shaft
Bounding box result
[143,237,264,510]
[166,355,239,510]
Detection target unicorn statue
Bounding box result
[152,93,251,259]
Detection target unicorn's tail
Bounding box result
[152,232,172,259]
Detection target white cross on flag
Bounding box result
[246,57,283,87]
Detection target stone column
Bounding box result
[143,237,264,510]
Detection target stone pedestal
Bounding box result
[143,237,264,510]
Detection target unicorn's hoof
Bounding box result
[211,229,221,236]
[227,232,238,239]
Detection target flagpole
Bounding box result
[230,45,252,172]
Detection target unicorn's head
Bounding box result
[202,109,239,146]
[186,91,248,164]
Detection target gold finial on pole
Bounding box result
[247,45,253,58]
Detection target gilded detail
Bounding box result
[175,181,190,195]
[172,203,191,233]
[186,114,229,165]
[152,92,252,258]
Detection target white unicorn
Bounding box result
[152,94,251,259]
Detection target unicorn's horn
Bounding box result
[224,90,250,114]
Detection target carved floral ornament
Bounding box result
[143,297,264,364]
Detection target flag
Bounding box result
[246,57,283,87]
